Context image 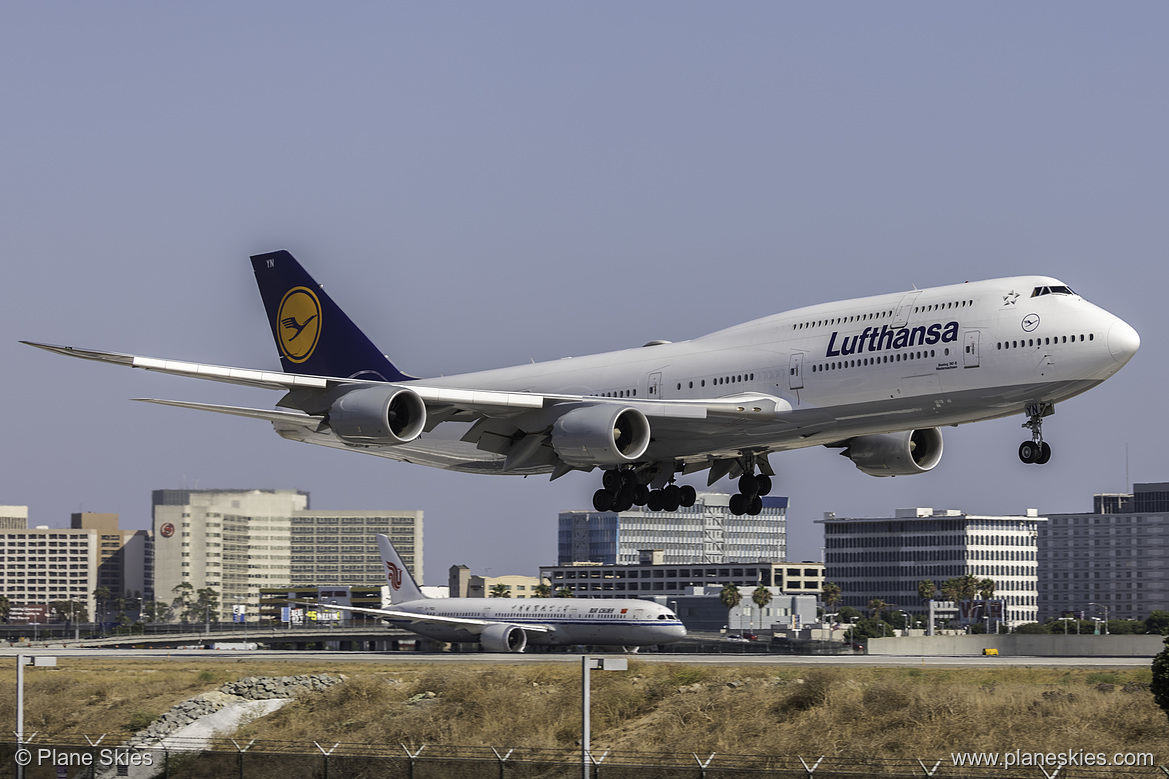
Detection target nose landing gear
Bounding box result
[1019,403,1053,465]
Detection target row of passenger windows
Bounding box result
[998,334,1093,349]
[813,350,938,372]
[677,373,757,390]
[791,299,976,331]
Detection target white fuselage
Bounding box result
[390,597,686,647]
[279,276,1138,473]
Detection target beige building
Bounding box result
[0,511,149,622]
[152,489,422,621]
[448,565,548,599]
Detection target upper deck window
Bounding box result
[1031,285,1076,297]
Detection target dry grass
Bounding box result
[0,659,1164,761]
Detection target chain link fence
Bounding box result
[0,738,1162,779]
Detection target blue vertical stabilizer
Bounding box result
[250,250,414,381]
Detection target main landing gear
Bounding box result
[729,471,772,516]
[592,469,697,513]
[1019,403,1053,465]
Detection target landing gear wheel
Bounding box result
[602,470,623,491]
[592,489,614,512]
[754,473,772,496]
[679,485,697,508]
[1018,441,1039,464]
[633,484,650,506]
[1036,441,1052,465]
[646,490,664,512]
[662,484,682,512]
[738,473,759,499]
[729,493,748,516]
[747,496,764,515]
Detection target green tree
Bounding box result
[171,582,195,623]
[141,601,170,623]
[488,583,512,598]
[751,585,773,632]
[192,587,220,623]
[719,583,742,630]
[93,586,112,622]
[0,594,10,623]
[1145,610,1169,635]
[821,582,842,612]
[837,605,862,623]
[917,580,936,603]
[532,582,553,598]
[1152,637,1169,723]
[554,587,574,598]
[978,578,996,601]
[49,600,88,624]
[868,598,888,620]
[1015,622,1050,634]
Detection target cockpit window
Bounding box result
[1031,285,1076,297]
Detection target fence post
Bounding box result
[83,734,105,779]
[231,738,255,779]
[402,743,426,779]
[314,741,339,779]
[798,756,824,778]
[693,753,715,779]
[491,746,514,779]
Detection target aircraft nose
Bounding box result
[1107,318,1140,364]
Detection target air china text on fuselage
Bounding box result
[825,321,960,358]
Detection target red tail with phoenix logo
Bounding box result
[376,533,425,603]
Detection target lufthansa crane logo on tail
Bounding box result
[276,286,322,363]
[385,560,403,590]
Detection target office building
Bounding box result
[541,557,823,598]
[820,507,1042,626]
[0,507,29,530]
[0,512,149,622]
[559,492,787,566]
[153,489,422,621]
[1038,482,1169,622]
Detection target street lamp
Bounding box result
[1087,602,1110,635]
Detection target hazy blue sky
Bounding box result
[3,4,1164,581]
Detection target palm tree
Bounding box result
[93,586,111,623]
[719,583,742,632]
[555,586,574,598]
[868,598,888,620]
[532,582,553,598]
[751,585,773,632]
[0,594,10,623]
[978,578,996,601]
[917,580,936,603]
[488,583,512,598]
[821,582,842,613]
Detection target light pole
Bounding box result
[1088,602,1110,635]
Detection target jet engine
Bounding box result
[840,428,943,477]
[479,623,528,653]
[551,405,651,467]
[328,386,427,445]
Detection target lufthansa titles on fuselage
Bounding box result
[825,321,959,358]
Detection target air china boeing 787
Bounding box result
[303,534,686,652]
[24,250,1138,516]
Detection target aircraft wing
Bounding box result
[291,601,553,634]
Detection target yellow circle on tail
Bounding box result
[276,287,322,363]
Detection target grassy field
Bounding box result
[0,659,1164,761]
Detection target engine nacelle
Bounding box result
[841,428,944,477]
[479,623,528,653]
[328,385,427,445]
[551,405,651,467]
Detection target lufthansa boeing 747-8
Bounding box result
[24,250,1138,515]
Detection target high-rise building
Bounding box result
[0,512,149,622]
[152,489,421,621]
[1038,482,1169,622]
[558,493,787,566]
[820,507,1042,625]
[0,506,29,530]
